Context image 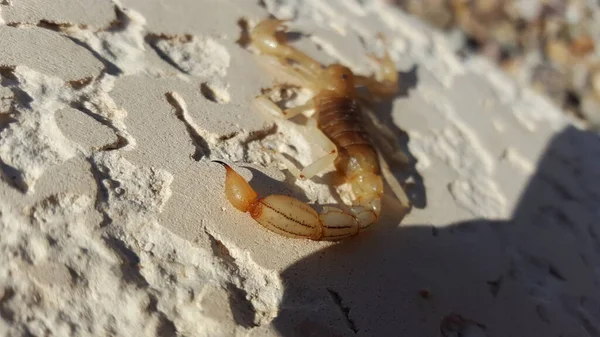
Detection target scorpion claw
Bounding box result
[250,18,322,78]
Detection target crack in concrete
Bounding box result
[327,288,357,334]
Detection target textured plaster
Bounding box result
[1,0,599,336]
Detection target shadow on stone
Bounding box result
[273,126,600,336]
[362,65,427,209]
[0,159,28,193]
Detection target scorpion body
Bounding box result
[216,19,406,241]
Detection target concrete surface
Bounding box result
[1,0,599,336]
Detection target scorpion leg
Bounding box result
[286,120,338,180]
[253,96,337,180]
[377,150,411,210]
[253,95,315,119]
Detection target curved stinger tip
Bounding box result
[211,160,230,168]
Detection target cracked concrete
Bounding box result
[1,0,599,336]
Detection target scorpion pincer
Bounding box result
[215,19,405,241]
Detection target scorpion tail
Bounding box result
[214,162,329,240]
[214,162,377,241]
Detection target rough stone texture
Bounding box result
[1,0,115,27]
[0,26,104,80]
[1,0,599,336]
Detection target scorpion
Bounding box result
[215,19,410,241]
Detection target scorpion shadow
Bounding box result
[360,65,427,209]
[269,126,600,337]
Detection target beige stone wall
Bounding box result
[0,1,598,336]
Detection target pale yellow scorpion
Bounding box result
[215,19,409,241]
